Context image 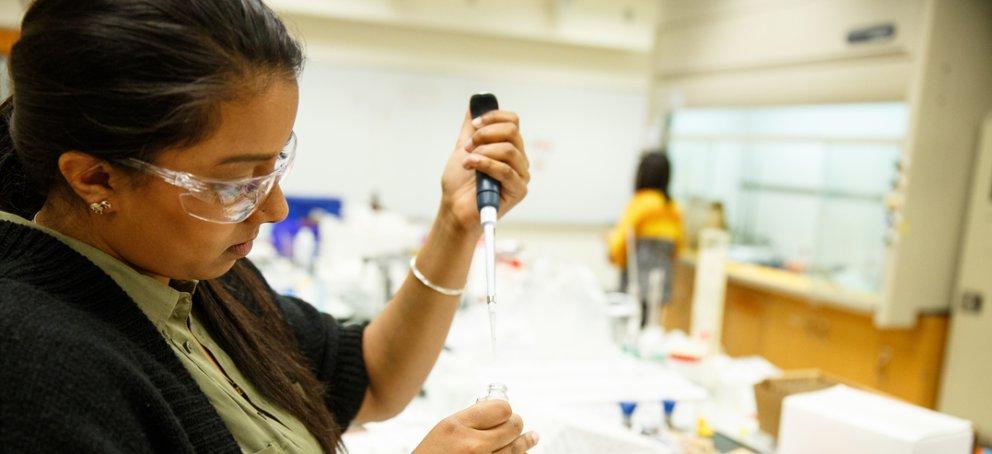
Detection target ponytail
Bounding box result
[0,96,43,218]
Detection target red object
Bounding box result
[669,353,702,362]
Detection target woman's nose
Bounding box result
[250,183,289,225]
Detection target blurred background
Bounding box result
[2,1,989,452]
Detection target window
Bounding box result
[668,103,907,294]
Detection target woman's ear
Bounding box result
[57,151,118,209]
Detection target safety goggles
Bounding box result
[116,132,297,224]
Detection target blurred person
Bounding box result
[607,151,684,327]
[0,1,535,453]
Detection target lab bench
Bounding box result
[664,258,948,408]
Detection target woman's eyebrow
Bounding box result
[217,134,293,165]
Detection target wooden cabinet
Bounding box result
[0,29,17,56]
[664,261,948,408]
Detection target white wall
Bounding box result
[268,2,651,285]
[288,61,648,225]
[0,0,21,28]
[276,6,655,225]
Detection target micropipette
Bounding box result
[470,93,501,355]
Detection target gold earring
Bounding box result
[89,200,111,214]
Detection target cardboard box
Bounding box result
[778,385,972,454]
[753,369,864,438]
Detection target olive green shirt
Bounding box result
[0,211,322,454]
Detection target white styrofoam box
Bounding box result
[778,385,972,454]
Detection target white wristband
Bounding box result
[409,256,464,296]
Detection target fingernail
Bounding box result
[464,138,474,151]
[472,116,483,128]
[464,155,480,166]
[531,432,540,444]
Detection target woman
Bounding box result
[0,1,535,453]
[607,151,683,327]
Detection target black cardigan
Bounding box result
[0,220,369,453]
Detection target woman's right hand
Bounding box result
[412,400,539,453]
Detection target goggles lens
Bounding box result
[118,132,296,224]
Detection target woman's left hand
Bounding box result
[439,108,529,237]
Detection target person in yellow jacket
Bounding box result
[608,151,684,326]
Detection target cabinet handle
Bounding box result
[876,345,894,376]
[804,317,830,339]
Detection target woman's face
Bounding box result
[102,79,299,282]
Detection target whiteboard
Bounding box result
[285,61,646,225]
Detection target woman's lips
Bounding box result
[227,240,253,257]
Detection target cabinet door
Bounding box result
[721,285,764,357]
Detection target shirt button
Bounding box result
[183,341,193,354]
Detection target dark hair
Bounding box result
[634,150,672,200]
[0,1,343,451]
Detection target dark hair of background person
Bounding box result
[0,1,342,450]
[634,150,672,200]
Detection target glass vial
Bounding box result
[478,382,509,402]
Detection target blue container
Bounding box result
[271,196,343,258]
